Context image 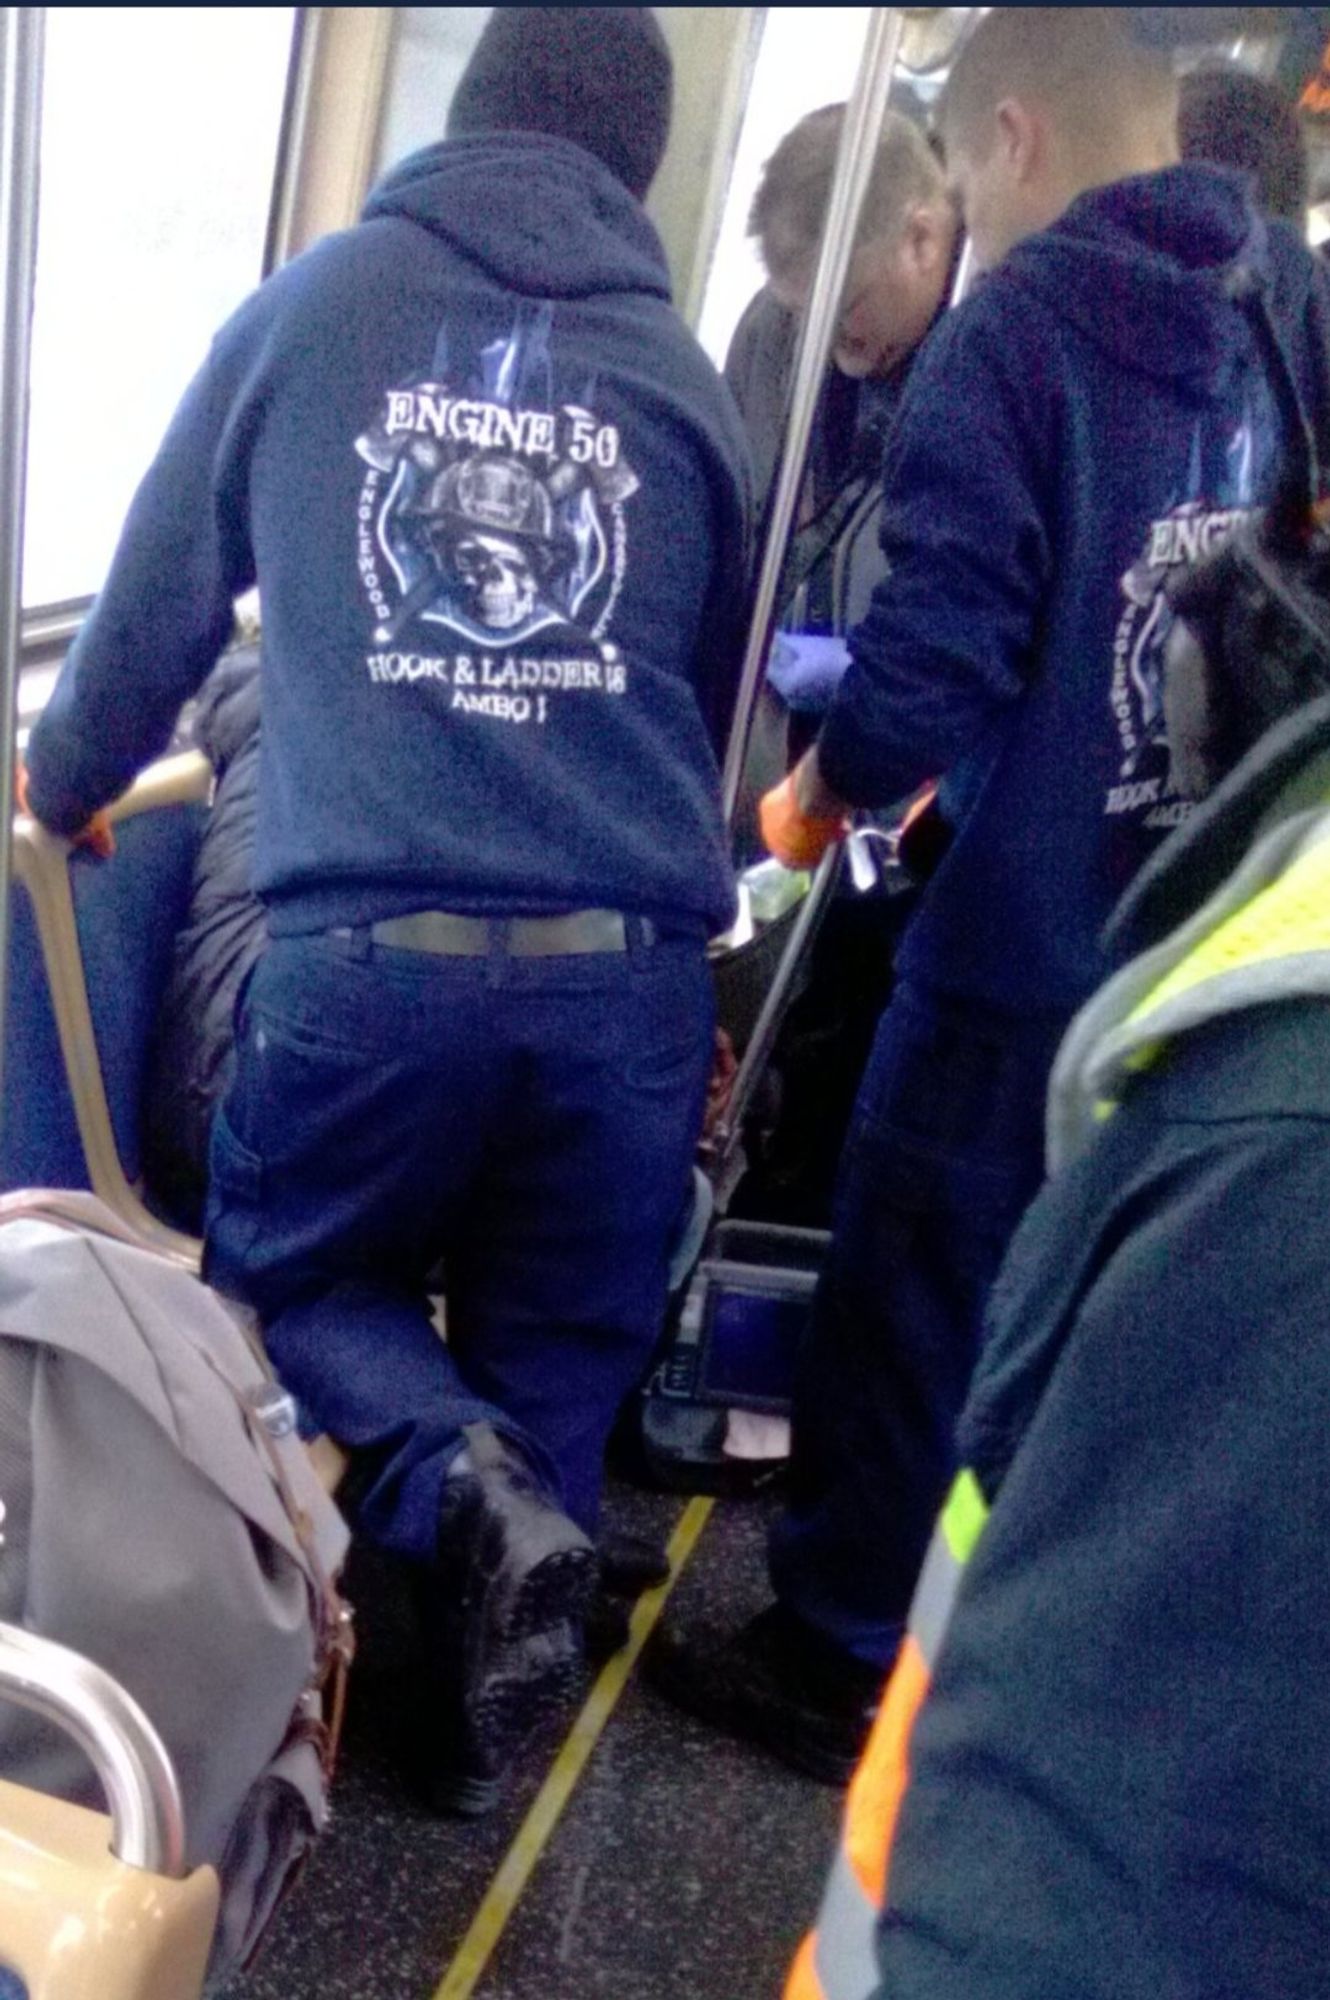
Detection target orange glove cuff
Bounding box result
[898,780,939,840]
[14,760,115,858]
[759,772,847,870]
[75,809,116,861]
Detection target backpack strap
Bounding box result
[241,1405,356,1782]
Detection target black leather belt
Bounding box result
[333,909,657,957]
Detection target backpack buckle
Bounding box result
[253,1384,299,1439]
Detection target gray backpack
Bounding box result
[0,1191,351,1983]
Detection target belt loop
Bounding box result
[626,915,654,966]
[486,916,509,987]
[330,925,372,963]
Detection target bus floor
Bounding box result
[220,1477,844,2000]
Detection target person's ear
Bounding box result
[995,96,1040,184]
[902,203,947,279]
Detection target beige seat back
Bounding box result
[0,1622,218,2000]
[0,1780,218,2000]
[13,751,212,1266]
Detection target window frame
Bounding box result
[18,3,319,693]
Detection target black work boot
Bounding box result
[416,1607,586,1816]
[584,1530,674,1664]
[599,1530,671,1595]
[645,1602,886,1785]
[422,1424,596,1815]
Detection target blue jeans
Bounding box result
[204,925,714,1558]
[768,978,1069,1667]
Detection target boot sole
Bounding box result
[424,1768,504,1819]
[470,1546,597,1762]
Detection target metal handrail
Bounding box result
[720,6,906,828]
[0,1620,187,1876]
[710,842,844,1174]
[0,9,43,1104]
[712,16,979,1172]
[949,233,976,308]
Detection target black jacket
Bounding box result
[724,286,902,635]
[142,646,264,1230]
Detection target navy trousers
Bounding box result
[768,977,1069,1668]
[204,926,714,1559]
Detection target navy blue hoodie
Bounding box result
[818,164,1330,1013]
[26,136,752,937]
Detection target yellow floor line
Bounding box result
[433,1494,715,2000]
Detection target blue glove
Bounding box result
[766,632,852,714]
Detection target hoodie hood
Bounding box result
[1002,162,1308,397]
[362,134,673,304]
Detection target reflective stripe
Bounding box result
[844,1472,991,1900]
[1083,826,1330,1133]
[940,1466,988,1566]
[910,1526,958,1666]
[788,1471,991,2000]
[785,1930,826,2000]
[790,1641,933,1999]
[912,1470,989,1663]
[846,1635,929,1902]
[810,1848,883,2000]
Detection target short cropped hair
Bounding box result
[750,104,947,283]
[938,7,1176,163]
[1178,64,1308,222]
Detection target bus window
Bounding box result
[23,5,296,611]
[373,7,492,177]
[695,7,873,370]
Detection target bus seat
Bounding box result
[1,752,211,1263]
[73,808,206,1188]
[0,1779,218,2000]
[0,886,80,1190]
[0,749,357,1498]
[0,1618,219,2000]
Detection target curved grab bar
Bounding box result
[0,1620,186,1877]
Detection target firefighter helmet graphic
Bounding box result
[355,367,640,651]
[420,457,570,634]
[429,455,554,541]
